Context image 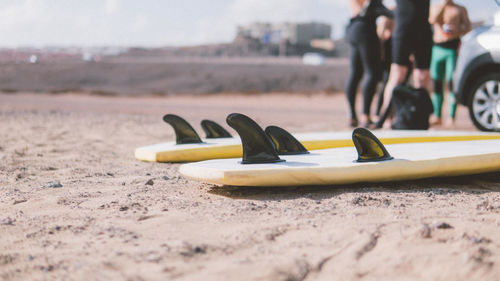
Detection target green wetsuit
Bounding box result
[430,38,460,119]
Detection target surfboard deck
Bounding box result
[179,139,500,186]
[136,130,500,163]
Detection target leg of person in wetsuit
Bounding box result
[446,52,458,124]
[359,35,381,127]
[376,0,432,128]
[345,42,364,127]
[346,0,393,128]
[430,46,447,125]
[430,43,459,126]
[345,20,382,127]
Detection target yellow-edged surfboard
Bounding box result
[135,114,500,163]
[179,114,500,187]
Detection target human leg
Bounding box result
[430,79,444,125]
[375,0,431,129]
[345,45,364,126]
[413,27,432,91]
[445,50,458,120]
[431,79,444,119]
[430,46,446,121]
[376,69,390,116]
[376,63,408,128]
[411,8,432,89]
[412,27,432,92]
[359,33,381,125]
[375,1,412,127]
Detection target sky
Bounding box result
[0,0,498,48]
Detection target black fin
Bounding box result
[352,128,393,162]
[226,113,284,164]
[162,114,202,144]
[265,126,309,155]
[201,120,232,139]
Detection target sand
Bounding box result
[1,92,499,281]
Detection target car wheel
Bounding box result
[467,72,500,131]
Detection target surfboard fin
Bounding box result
[201,120,232,139]
[352,128,393,162]
[226,113,284,164]
[265,126,309,155]
[163,114,203,144]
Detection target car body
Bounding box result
[453,10,500,131]
[302,52,326,66]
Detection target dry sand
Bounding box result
[1,92,499,281]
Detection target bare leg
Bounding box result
[377,63,408,127]
[360,114,371,127]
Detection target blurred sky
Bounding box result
[0,0,498,47]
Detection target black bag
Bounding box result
[391,84,433,130]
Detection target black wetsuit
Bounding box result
[392,0,433,69]
[345,16,381,121]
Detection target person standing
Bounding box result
[429,0,471,126]
[376,0,433,128]
[345,0,393,127]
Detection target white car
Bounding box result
[453,10,500,131]
[302,52,326,66]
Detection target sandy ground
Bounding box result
[1,92,500,281]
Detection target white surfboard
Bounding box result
[179,114,500,187]
[135,115,500,162]
[180,138,500,187]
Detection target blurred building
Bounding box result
[237,22,332,46]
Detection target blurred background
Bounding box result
[0,0,497,96]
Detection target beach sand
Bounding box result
[1,92,499,281]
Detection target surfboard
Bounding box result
[179,114,500,187]
[135,114,500,163]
